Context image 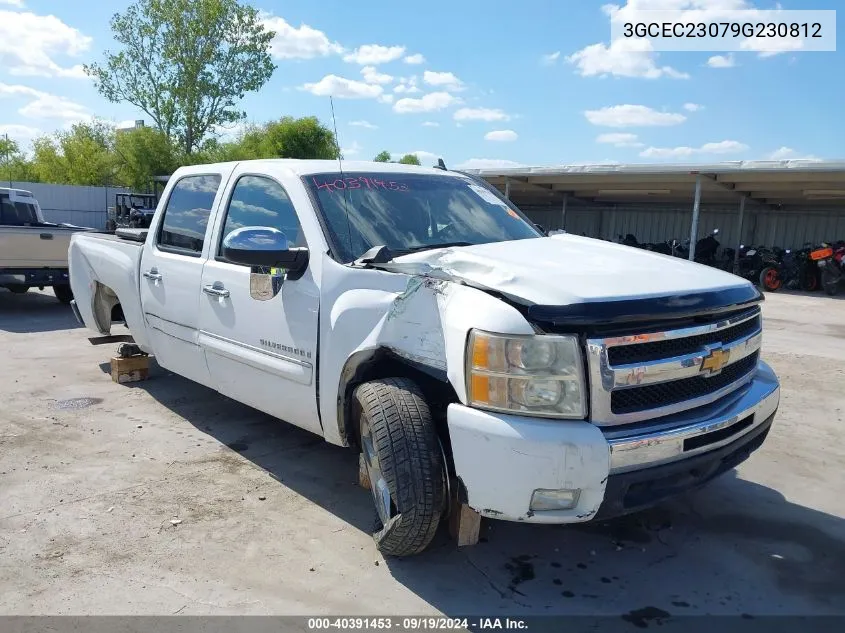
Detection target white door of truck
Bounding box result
[197,171,321,434]
[140,171,229,387]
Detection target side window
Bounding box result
[218,175,304,256]
[157,174,222,254]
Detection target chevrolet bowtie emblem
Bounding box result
[701,348,730,375]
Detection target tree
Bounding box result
[243,116,338,160]
[114,126,180,190]
[31,121,116,186]
[85,0,276,156]
[398,153,421,165]
[373,150,391,162]
[0,137,37,183]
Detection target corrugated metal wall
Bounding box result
[8,181,131,229]
[521,203,845,251]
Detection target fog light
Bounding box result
[529,488,580,511]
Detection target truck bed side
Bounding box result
[69,232,150,351]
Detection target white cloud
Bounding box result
[361,66,393,85]
[0,0,25,6]
[403,53,425,64]
[765,146,819,161]
[300,75,383,99]
[455,158,527,170]
[707,53,736,68]
[585,104,686,127]
[393,76,420,94]
[566,37,688,79]
[214,120,248,141]
[683,102,703,112]
[453,107,510,122]
[0,82,89,123]
[541,51,561,65]
[423,71,465,92]
[0,10,92,79]
[484,129,518,142]
[422,121,439,127]
[378,94,394,104]
[640,139,749,159]
[342,141,362,156]
[350,120,377,129]
[596,132,644,147]
[741,35,804,58]
[0,123,40,143]
[261,14,343,59]
[343,44,405,65]
[393,91,461,114]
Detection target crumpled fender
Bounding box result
[318,254,534,446]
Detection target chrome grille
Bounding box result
[586,308,762,426]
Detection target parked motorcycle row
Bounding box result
[615,230,838,295]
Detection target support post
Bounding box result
[688,175,702,261]
[733,196,746,272]
[560,193,568,231]
[504,177,511,200]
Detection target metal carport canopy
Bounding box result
[462,159,845,260]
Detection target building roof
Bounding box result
[462,160,845,209]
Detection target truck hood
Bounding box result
[381,233,754,308]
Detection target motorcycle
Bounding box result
[779,243,820,292]
[758,246,786,292]
[811,241,845,296]
[736,244,781,289]
[694,229,734,271]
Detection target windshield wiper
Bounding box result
[396,242,474,255]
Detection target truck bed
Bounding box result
[68,231,150,351]
[0,224,94,269]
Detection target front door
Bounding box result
[140,171,228,387]
[198,172,321,434]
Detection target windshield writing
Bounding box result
[306,172,540,262]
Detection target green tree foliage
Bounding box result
[85,0,276,156]
[398,153,421,165]
[114,126,180,190]
[0,137,37,182]
[373,150,392,162]
[373,151,422,165]
[31,121,116,186]
[196,116,339,162]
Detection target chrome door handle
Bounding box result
[203,284,230,298]
[143,270,162,281]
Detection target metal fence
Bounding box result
[521,202,845,251]
[8,181,131,229]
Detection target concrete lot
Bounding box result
[1,288,843,617]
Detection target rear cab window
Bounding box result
[156,174,222,256]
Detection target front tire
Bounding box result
[353,377,446,557]
[822,269,839,296]
[53,285,73,304]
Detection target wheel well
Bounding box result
[339,349,458,453]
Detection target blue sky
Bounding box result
[0,0,842,169]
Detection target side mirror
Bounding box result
[222,228,309,302]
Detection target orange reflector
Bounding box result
[470,374,490,404]
[471,334,489,369]
[811,247,833,261]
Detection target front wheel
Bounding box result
[759,267,782,292]
[353,377,446,557]
[53,285,73,304]
[822,269,840,296]
[800,266,819,292]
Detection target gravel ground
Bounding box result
[0,288,843,617]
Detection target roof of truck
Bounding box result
[173,159,454,178]
[0,187,35,196]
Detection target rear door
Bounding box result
[197,168,321,434]
[139,170,230,387]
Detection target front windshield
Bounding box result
[305,172,541,262]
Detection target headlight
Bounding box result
[466,330,586,418]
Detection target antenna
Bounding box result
[329,96,354,258]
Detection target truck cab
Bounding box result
[69,159,780,556]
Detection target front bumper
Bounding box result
[446,361,779,523]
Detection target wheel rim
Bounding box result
[765,269,781,289]
[360,417,391,526]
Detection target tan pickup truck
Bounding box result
[0,187,94,303]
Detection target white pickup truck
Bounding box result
[68,160,780,556]
[1,187,92,302]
